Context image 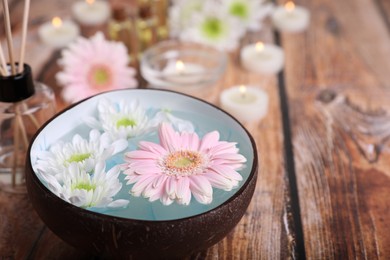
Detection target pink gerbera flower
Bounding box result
[122,123,246,206]
[56,32,138,103]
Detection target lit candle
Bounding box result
[271,1,310,33]
[240,42,284,74]
[162,60,205,84]
[38,17,80,48]
[72,0,111,26]
[220,85,269,123]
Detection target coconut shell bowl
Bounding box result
[25,89,258,259]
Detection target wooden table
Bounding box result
[1,0,390,258]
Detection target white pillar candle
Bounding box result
[162,60,205,84]
[72,0,111,26]
[38,17,80,48]
[272,1,310,33]
[240,42,284,74]
[220,85,269,123]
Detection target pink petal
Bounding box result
[176,177,190,199]
[125,174,143,185]
[161,193,174,205]
[138,141,167,156]
[149,188,164,202]
[131,175,157,197]
[134,165,161,175]
[189,175,212,197]
[209,165,243,181]
[202,172,234,191]
[178,189,191,205]
[208,142,238,155]
[199,131,220,152]
[181,132,200,150]
[125,150,161,160]
[165,177,177,199]
[192,190,212,204]
[212,153,247,162]
[159,123,180,152]
[153,174,168,188]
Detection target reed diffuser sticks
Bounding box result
[1,0,30,76]
[1,0,34,190]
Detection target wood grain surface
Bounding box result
[1,0,389,259]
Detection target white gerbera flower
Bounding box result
[224,0,274,31]
[45,162,129,209]
[179,2,245,51]
[56,32,138,104]
[35,129,128,181]
[85,98,150,140]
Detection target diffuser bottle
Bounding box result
[0,64,56,193]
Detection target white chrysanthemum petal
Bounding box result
[85,98,152,140]
[34,129,128,180]
[43,162,128,209]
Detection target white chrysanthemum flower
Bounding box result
[85,98,150,140]
[224,0,274,31]
[45,162,129,209]
[35,129,128,181]
[56,32,138,104]
[179,2,245,51]
[168,0,206,38]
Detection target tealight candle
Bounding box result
[162,60,205,84]
[38,17,80,48]
[220,85,269,123]
[240,42,284,74]
[271,1,310,33]
[72,0,111,26]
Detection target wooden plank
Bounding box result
[203,29,291,258]
[279,0,390,258]
[0,192,45,259]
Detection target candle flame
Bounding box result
[285,1,295,11]
[176,60,185,72]
[255,42,264,52]
[239,85,247,96]
[86,0,95,5]
[52,17,63,28]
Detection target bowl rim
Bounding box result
[27,88,258,224]
[140,40,228,89]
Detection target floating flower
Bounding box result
[225,0,274,31]
[56,32,138,103]
[85,98,150,140]
[148,109,195,133]
[179,3,245,51]
[44,162,129,209]
[122,123,246,206]
[35,129,128,181]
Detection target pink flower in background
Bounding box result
[122,123,246,206]
[56,32,138,103]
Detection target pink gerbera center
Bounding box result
[162,150,205,176]
[88,64,112,89]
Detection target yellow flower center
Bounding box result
[72,182,96,191]
[229,1,249,20]
[88,65,112,90]
[67,153,91,163]
[163,150,204,176]
[116,117,137,128]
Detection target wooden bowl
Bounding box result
[25,89,258,259]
